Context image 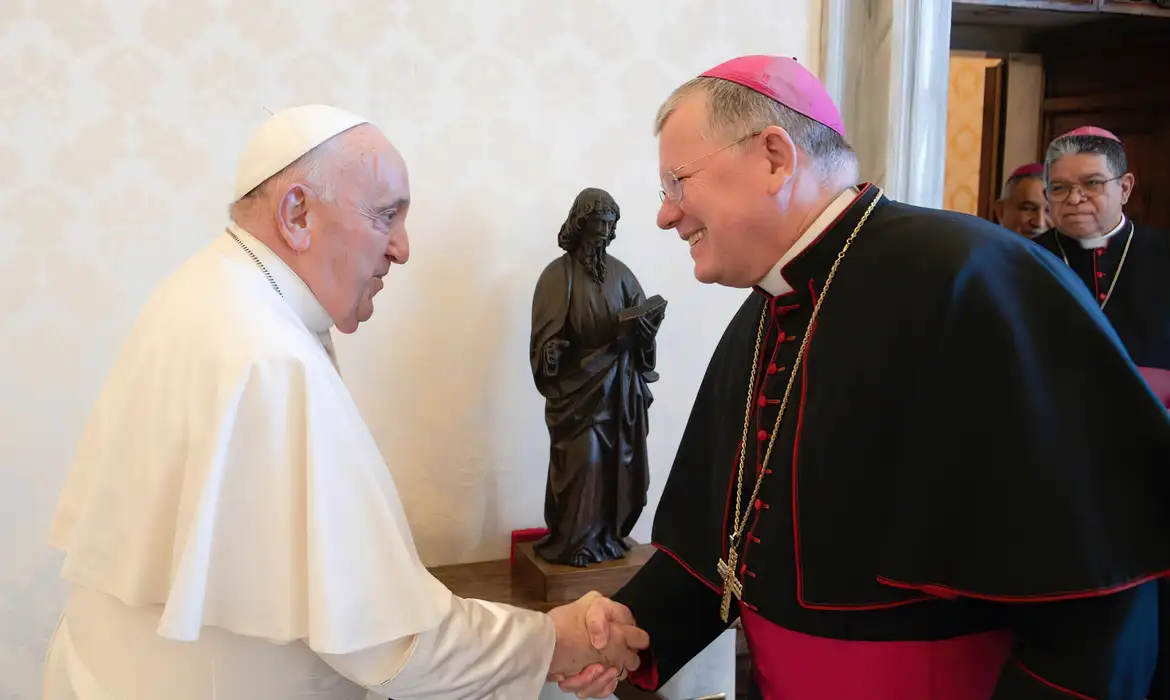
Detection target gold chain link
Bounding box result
[727,190,883,554]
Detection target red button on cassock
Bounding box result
[757,429,769,442]
[767,363,778,375]
[758,395,767,407]
[755,499,764,510]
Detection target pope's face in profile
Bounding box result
[295,126,411,333]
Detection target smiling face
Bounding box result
[1047,152,1133,239]
[995,176,1050,237]
[655,93,796,289]
[276,125,411,333]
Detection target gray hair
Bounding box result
[999,171,1043,200]
[654,76,857,182]
[228,136,344,220]
[1044,134,1128,183]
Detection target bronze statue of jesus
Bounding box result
[529,187,666,567]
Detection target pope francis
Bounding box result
[41,105,647,700]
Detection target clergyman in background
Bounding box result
[992,161,1050,239]
[1034,125,1170,698]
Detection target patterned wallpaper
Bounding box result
[944,53,1002,215]
[0,1,820,696]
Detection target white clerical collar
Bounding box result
[226,222,335,334]
[1073,214,1127,250]
[756,186,861,296]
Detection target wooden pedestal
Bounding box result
[512,538,654,603]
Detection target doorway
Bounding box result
[944,2,1170,228]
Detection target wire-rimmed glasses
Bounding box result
[659,131,761,204]
[1047,175,1123,202]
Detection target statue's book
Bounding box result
[617,294,667,324]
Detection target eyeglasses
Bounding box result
[1047,175,1123,202]
[659,131,761,204]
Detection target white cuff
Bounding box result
[318,596,556,700]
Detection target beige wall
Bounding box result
[1001,53,1045,182]
[0,1,822,696]
[944,52,1002,214]
[944,51,1046,214]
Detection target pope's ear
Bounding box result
[277,185,312,252]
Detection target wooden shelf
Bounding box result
[956,0,1170,14]
[1099,0,1170,16]
[956,0,1097,10]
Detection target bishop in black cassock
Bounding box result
[1033,126,1170,407]
[557,57,1170,700]
[1034,125,1170,699]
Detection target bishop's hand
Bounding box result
[550,592,649,697]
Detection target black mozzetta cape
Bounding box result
[613,185,1170,699]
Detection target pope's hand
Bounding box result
[549,592,649,698]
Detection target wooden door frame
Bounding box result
[818,0,953,208]
[977,60,1009,220]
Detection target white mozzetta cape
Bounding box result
[49,225,450,655]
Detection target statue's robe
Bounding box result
[529,252,657,566]
[614,185,1170,699]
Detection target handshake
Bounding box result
[546,591,650,697]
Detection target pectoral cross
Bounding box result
[716,550,743,623]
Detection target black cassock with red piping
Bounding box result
[612,185,1170,699]
[1034,221,1170,699]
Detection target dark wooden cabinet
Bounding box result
[958,0,1096,9]
[1099,0,1170,17]
[957,0,1170,15]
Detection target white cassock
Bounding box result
[43,223,556,699]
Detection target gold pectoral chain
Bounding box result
[717,189,883,622]
[1054,220,1134,311]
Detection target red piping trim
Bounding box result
[719,442,736,566]
[751,183,874,299]
[628,647,660,691]
[720,300,780,568]
[1092,252,1101,300]
[777,183,873,284]
[739,492,765,599]
[651,542,723,595]
[738,307,794,598]
[1015,658,1098,700]
[876,569,1170,603]
[791,285,932,611]
[723,300,786,572]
